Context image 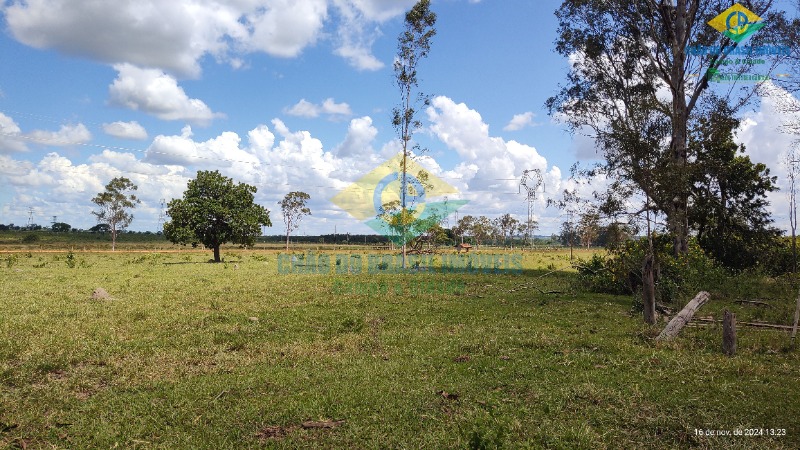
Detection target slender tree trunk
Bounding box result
[642,253,657,325]
[213,245,221,263]
[790,170,797,272]
[286,230,290,251]
[111,227,117,251]
[668,0,690,256]
[643,200,656,325]
[792,220,797,274]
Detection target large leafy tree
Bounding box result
[494,213,520,248]
[470,216,494,248]
[453,215,474,244]
[689,103,780,270]
[392,0,436,268]
[547,0,792,256]
[91,177,140,251]
[164,170,271,262]
[51,222,71,233]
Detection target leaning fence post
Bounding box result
[656,291,710,342]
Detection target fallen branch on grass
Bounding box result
[655,291,710,342]
[734,300,772,307]
[655,303,675,316]
[688,317,794,331]
[533,286,563,295]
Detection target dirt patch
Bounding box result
[255,425,291,440]
[90,288,111,300]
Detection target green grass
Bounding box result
[0,249,798,448]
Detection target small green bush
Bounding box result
[22,234,39,243]
[4,254,19,268]
[576,235,727,304]
[65,251,76,268]
[575,253,624,294]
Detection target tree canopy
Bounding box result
[163,170,271,262]
[91,177,140,251]
[688,102,780,270]
[280,191,311,251]
[547,0,793,255]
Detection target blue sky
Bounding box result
[0,0,798,237]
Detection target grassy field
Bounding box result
[1,247,799,449]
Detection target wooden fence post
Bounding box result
[722,309,736,357]
[791,292,800,347]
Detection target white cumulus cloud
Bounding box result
[103,121,148,140]
[27,123,92,147]
[285,98,353,119]
[0,112,27,153]
[109,64,221,125]
[335,116,378,157]
[426,96,557,220]
[3,0,415,77]
[246,0,328,58]
[504,112,538,131]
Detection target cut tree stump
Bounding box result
[722,309,736,357]
[655,291,710,342]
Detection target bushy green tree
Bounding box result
[494,213,520,248]
[547,0,792,256]
[689,103,780,270]
[51,222,71,233]
[164,171,271,262]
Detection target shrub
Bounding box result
[65,251,76,268]
[22,234,39,243]
[575,253,624,294]
[4,254,19,268]
[576,235,727,304]
[760,240,795,276]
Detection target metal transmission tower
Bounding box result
[519,169,543,248]
[442,196,450,229]
[157,199,166,232]
[27,207,34,228]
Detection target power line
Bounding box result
[0,131,524,184]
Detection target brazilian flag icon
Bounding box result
[708,3,764,43]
